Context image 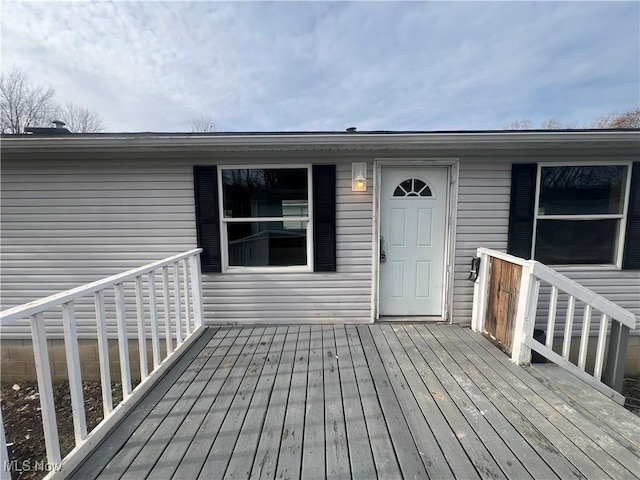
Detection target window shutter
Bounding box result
[194,166,222,272]
[507,163,537,259]
[313,164,336,272]
[623,162,640,270]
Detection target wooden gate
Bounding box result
[483,257,522,353]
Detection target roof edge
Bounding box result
[1,130,639,151]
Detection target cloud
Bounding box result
[2,1,638,132]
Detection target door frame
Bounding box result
[371,158,460,322]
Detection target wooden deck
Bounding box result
[71,324,640,480]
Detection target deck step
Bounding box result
[527,363,640,454]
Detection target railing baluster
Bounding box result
[147,272,161,368]
[562,295,575,359]
[578,304,592,370]
[94,291,113,416]
[0,249,205,475]
[173,262,183,345]
[114,283,132,398]
[162,266,173,354]
[62,301,88,443]
[594,314,608,381]
[30,313,61,463]
[546,286,558,350]
[134,276,148,379]
[189,254,204,329]
[182,258,192,336]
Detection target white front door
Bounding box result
[379,166,449,317]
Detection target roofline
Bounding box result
[2,129,639,152]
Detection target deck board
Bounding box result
[71,324,640,480]
[249,326,299,479]
[452,326,640,478]
[528,363,640,454]
[401,324,537,480]
[438,324,622,480]
[275,324,310,479]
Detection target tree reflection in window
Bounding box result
[393,178,433,197]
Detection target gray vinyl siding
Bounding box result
[200,158,373,323]
[451,153,640,336]
[0,154,374,338]
[1,145,638,339]
[451,157,512,324]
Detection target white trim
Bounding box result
[217,164,313,273]
[532,161,633,268]
[537,214,625,220]
[370,160,380,323]
[372,158,459,322]
[223,216,309,223]
[445,162,459,324]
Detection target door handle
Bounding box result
[380,236,386,263]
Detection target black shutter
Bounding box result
[623,162,640,270]
[313,164,336,272]
[194,166,222,272]
[507,163,537,259]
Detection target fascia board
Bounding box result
[1,131,639,153]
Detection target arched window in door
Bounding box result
[393,178,433,197]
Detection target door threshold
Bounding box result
[378,315,445,323]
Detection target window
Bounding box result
[393,178,433,197]
[532,164,631,265]
[194,164,336,273]
[219,167,312,270]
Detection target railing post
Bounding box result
[471,249,489,333]
[189,253,204,329]
[603,322,630,392]
[511,261,539,365]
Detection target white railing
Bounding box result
[0,248,204,479]
[472,247,637,405]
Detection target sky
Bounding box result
[1,1,639,133]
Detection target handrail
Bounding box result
[0,249,204,479]
[530,262,636,328]
[472,247,637,404]
[0,248,203,325]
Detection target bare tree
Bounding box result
[190,114,218,132]
[503,119,533,130]
[0,69,55,133]
[589,107,640,129]
[505,107,639,131]
[539,117,563,130]
[54,101,105,133]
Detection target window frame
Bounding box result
[217,164,314,273]
[531,161,633,268]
